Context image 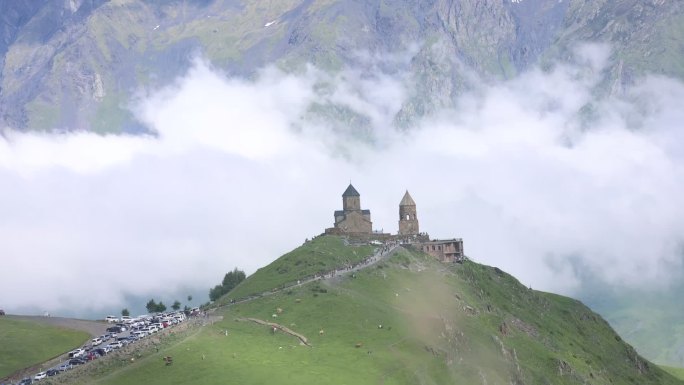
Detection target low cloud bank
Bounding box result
[2,44,683,316]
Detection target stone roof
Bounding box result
[335,209,371,216]
[400,190,416,206]
[342,184,360,197]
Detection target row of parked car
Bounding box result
[15,311,188,385]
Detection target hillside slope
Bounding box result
[0,316,91,380]
[72,238,681,385]
[583,283,684,367]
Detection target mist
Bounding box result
[2,43,684,317]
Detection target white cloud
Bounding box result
[2,46,684,316]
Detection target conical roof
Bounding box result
[400,190,415,206]
[342,184,360,197]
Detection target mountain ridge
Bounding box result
[1,0,682,132]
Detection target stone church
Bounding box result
[330,184,373,234]
[324,183,464,262]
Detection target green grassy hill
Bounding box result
[221,236,374,302]
[62,236,682,385]
[582,285,684,367]
[0,317,90,378]
[662,366,684,381]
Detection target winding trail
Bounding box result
[236,317,311,347]
[220,243,403,308]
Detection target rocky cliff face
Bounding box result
[0,2,43,57]
[0,0,682,132]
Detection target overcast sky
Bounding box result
[2,43,684,317]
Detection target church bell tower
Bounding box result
[398,190,419,236]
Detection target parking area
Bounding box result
[7,312,190,385]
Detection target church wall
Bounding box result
[337,210,372,233]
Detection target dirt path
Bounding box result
[236,317,311,347]
[221,244,403,309]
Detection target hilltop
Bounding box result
[52,236,681,385]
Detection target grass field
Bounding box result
[0,317,91,378]
[80,240,683,385]
[662,366,684,381]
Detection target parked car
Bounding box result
[91,337,103,346]
[133,331,147,339]
[105,315,119,323]
[68,348,85,358]
[95,347,109,356]
[46,369,60,377]
[34,371,47,380]
[68,358,86,365]
[18,378,33,385]
[108,341,123,349]
[106,326,122,333]
[57,363,72,372]
[0,309,5,315]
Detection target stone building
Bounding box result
[398,190,419,236]
[419,239,464,263]
[327,184,372,234]
[323,184,465,263]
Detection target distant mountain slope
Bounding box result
[85,238,681,385]
[582,283,684,367]
[1,0,682,132]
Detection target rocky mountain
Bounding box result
[0,0,682,132]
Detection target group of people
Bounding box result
[227,240,400,305]
[313,240,398,280]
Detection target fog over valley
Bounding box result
[2,44,684,318]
